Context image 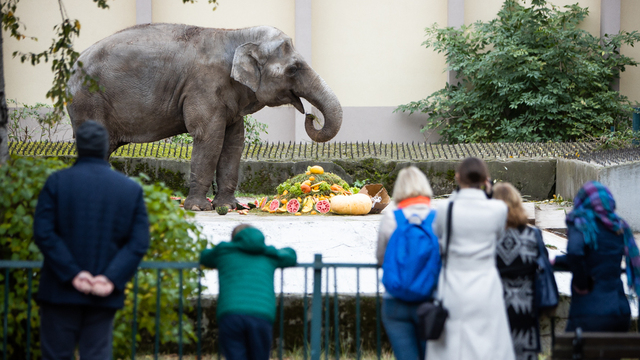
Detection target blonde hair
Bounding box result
[493,182,528,228]
[392,166,434,202]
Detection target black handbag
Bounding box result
[417,201,453,340]
[534,227,559,309]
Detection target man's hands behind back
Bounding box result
[72,271,114,297]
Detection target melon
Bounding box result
[287,198,301,214]
[269,199,280,213]
[315,199,331,214]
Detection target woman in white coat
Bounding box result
[427,157,515,360]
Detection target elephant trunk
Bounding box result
[298,75,342,143]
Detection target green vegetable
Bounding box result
[289,183,303,197]
[277,182,291,195]
[319,182,331,192]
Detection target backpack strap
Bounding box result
[394,208,408,227]
[421,209,437,230]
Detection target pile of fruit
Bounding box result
[255,165,361,215]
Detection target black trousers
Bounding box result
[218,314,273,360]
[40,302,116,360]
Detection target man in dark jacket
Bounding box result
[34,120,150,360]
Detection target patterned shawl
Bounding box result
[566,181,640,297]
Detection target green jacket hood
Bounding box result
[232,227,267,254]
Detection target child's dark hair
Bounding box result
[232,224,253,239]
[457,157,489,188]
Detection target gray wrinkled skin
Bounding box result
[67,24,342,211]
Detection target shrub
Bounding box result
[170,114,268,145]
[0,156,207,359]
[397,0,640,143]
[0,155,69,358]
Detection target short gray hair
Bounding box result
[392,166,433,202]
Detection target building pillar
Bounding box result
[136,0,152,25]
[294,0,313,142]
[601,0,621,91]
[447,0,464,86]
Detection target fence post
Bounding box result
[310,254,323,360]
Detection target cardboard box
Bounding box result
[358,184,390,214]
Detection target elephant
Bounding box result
[67,24,342,211]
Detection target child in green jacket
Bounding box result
[200,224,297,360]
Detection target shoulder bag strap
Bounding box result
[439,201,454,302]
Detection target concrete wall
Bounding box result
[3,0,136,105]
[620,0,640,103]
[557,158,640,230]
[5,0,640,142]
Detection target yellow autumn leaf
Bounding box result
[74,20,81,30]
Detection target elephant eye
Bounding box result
[285,65,298,77]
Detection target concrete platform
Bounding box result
[194,200,563,294]
[193,199,638,318]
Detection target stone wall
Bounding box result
[110,156,556,200]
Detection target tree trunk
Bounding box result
[0,29,9,165]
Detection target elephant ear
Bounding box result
[231,42,263,92]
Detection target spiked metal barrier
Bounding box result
[8,140,639,165]
[562,146,640,166]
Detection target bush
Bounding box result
[397,0,640,143]
[0,156,207,359]
[170,114,268,145]
[0,156,69,358]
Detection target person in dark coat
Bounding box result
[553,181,640,332]
[34,120,150,360]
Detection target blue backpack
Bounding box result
[382,209,441,302]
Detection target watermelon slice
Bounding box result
[269,199,280,213]
[315,199,331,214]
[286,198,300,214]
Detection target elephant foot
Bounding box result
[212,194,239,210]
[184,196,213,211]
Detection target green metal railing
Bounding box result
[1,255,383,360]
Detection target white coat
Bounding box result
[427,188,515,360]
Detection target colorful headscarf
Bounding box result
[566,181,640,297]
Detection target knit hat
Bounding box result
[75,120,109,159]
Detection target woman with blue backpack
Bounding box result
[377,166,440,360]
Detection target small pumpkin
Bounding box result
[330,194,372,215]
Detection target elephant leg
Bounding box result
[212,117,244,210]
[184,118,226,212]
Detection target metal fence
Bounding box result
[8,140,602,162]
[1,255,382,360]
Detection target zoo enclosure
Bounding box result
[1,255,383,360]
[9,140,600,161]
[11,140,640,166]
